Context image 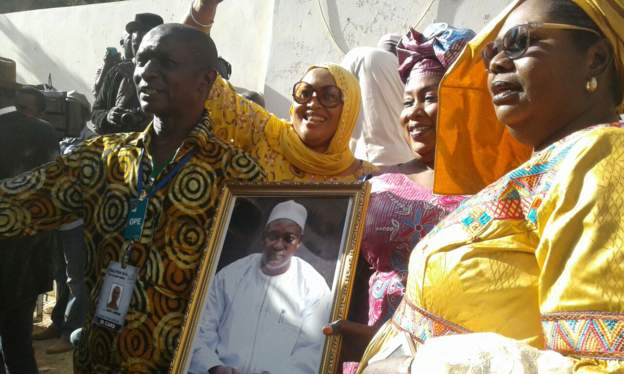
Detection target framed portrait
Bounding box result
[171,182,370,374]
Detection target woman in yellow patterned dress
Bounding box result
[204,64,377,182]
[185,1,376,182]
[358,0,624,373]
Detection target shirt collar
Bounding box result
[130,110,214,151]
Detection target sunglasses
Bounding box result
[263,231,301,245]
[292,81,343,108]
[481,22,601,69]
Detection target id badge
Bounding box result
[93,261,137,330]
[122,197,148,241]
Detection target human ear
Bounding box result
[198,69,217,98]
[586,38,613,79]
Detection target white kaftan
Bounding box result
[189,254,332,374]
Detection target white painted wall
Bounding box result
[0,0,272,100]
[263,0,514,116]
[0,0,513,117]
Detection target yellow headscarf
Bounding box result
[265,63,361,176]
[433,0,624,195]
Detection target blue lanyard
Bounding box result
[137,147,196,200]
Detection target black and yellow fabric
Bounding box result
[0,112,264,373]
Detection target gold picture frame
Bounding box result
[171,182,370,374]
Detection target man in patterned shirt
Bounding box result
[0,24,264,373]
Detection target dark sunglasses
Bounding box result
[481,22,601,69]
[292,81,343,108]
[263,231,301,245]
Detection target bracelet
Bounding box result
[189,1,214,29]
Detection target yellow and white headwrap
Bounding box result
[433,0,624,195]
[267,63,361,176]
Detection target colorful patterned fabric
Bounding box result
[359,123,624,373]
[0,113,264,373]
[391,298,470,344]
[397,23,475,83]
[368,270,406,327]
[542,311,624,360]
[343,174,463,374]
[206,75,376,182]
[362,173,463,327]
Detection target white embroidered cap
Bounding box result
[266,200,307,231]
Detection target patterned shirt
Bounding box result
[0,113,264,373]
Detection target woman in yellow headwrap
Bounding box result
[204,63,376,181]
[357,0,624,373]
[184,1,374,181]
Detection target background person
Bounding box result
[360,0,624,372]
[91,13,163,134]
[92,31,132,96]
[0,57,58,374]
[190,200,331,374]
[376,33,402,56]
[341,45,414,166]
[93,46,121,96]
[325,24,473,373]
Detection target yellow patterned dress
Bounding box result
[0,113,264,373]
[359,123,624,373]
[205,74,377,182]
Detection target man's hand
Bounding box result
[208,366,240,374]
[106,107,129,126]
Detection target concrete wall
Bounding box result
[0,0,513,117]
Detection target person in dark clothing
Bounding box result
[90,13,163,134]
[92,47,122,97]
[0,57,59,374]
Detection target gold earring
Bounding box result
[586,77,598,93]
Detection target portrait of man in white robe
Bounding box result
[189,200,332,374]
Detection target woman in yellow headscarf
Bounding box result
[184,1,374,181]
[204,63,376,181]
[357,0,624,373]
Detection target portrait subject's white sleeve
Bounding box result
[188,272,227,374]
[279,271,333,374]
